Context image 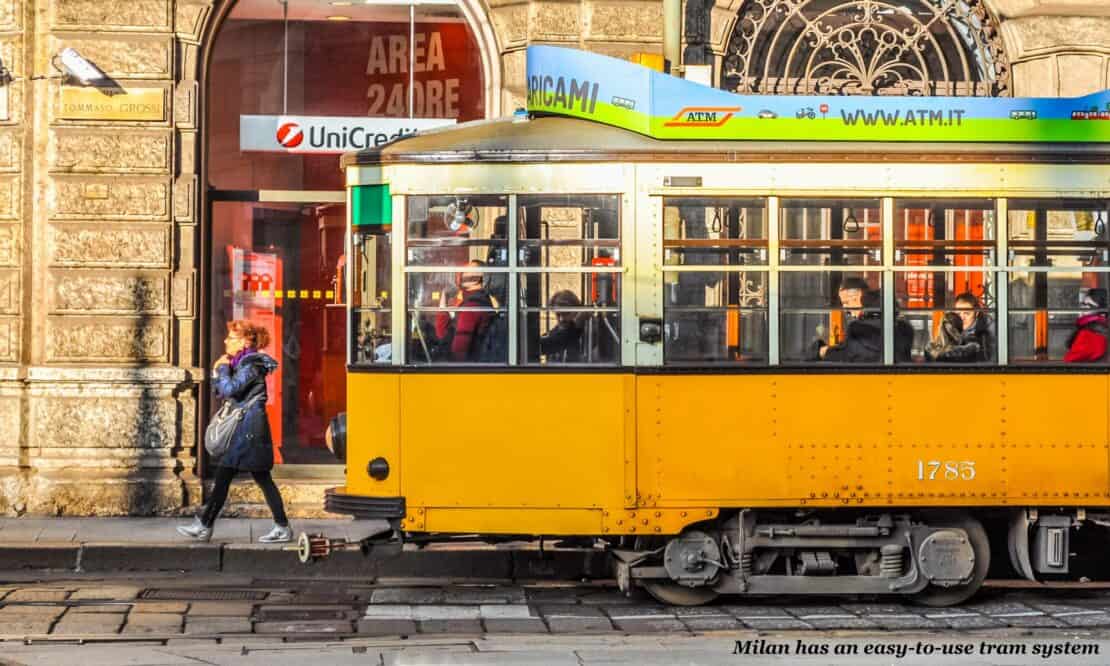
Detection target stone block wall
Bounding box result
[0,0,1106,516]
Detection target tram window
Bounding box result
[894,199,996,266]
[663,198,768,266]
[352,229,393,365]
[780,199,881,266]
[518,273,621,365]
[895,271,997,364]
[779,271,887,364]
[893,199,997,364]
[406,270,507,365]
[663,271,768,365]
[516,194,622,366]
[1007,200,1110,364]
[517,194,620,268]
[406,195,509,267]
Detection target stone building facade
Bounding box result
[0,0,1106,516]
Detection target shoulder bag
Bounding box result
[204,394,264,459]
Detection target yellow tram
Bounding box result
[314,48,1110,606]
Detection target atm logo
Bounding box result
[276,122,304,148]
[664,106,741,127]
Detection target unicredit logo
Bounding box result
[276,123,304,149]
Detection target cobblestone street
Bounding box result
[2,575,1110,664]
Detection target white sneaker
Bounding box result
[177,518,212,542]
[259,524,292,544]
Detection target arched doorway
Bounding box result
[692,0,1009,96]
[197,0,498,475]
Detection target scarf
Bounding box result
[229,347,255,370]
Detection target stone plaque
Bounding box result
[59,86,166,121]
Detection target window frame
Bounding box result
[660,196,771,366]
[376,192,625,368]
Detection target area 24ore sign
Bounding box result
[240,115,454,154]
[525,45,1110,143]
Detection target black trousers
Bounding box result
[201,467,288,528]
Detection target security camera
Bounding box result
[56,48,108,86]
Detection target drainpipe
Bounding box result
[663,0,682,76]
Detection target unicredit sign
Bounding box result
[240,115,455,154]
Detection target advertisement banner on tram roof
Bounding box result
[525,45,1110,143]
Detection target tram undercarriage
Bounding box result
[297,507,1108,608]
[614,508,1107,606]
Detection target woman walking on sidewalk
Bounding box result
[178,320,292,543]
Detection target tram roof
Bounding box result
[341,115,1110,169]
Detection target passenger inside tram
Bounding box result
[1065,288,1109,363]
[817,279,880,362]
[924,293,994,363]
[538,290,585,363]
[432,260,503,362]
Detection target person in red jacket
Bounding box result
[1065,288,1108,363]
[435,260,494,362]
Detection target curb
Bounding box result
[0,542,608,580]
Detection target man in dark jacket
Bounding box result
[819,279,881,363]
[930,292,995,363]
[539,290,585,362]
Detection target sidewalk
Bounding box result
[0,518,608,581]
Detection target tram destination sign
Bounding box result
[525,46,1110,143]
[240,115,455,154]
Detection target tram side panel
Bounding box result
[394,374,632,534]
[636,374,1110,510]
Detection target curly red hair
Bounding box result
[227,320,271,351]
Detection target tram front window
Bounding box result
[662,197,768,365]
[352,229,392,364]
[404,195,509,365]
[518,194,621,366]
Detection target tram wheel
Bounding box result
[908,512,990,607]
[642,581,720,606]
[634,535,721,606]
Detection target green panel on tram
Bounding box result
[352,184,392,227]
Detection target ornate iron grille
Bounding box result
[722,0,1010,96]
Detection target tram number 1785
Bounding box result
[917,460,976,481]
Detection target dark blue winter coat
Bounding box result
[212,351,279,472]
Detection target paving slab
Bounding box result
[481,618,548,633]
[4,588,71,602]
[925,611,1004,629]
[184,617,253,634]
[443,585,526,604]
[185,600,257,616]
[677,614,745,632]
[356,618,419,636]
[369,587,446,604]
[416,619,484,634]
[868,614,943,630]
[51,614,125,635]
[68,585,142,601]
[130,601,189,614]
[65,603,131,614]
[1058,611,1110,628]
[0,620,57,635]
[738,617,814,630]
[539,604,613,633]
[254,619,354,634]
[123,613,185,634]
[997,614,1067,628]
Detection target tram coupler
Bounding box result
[291,528,399,563]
